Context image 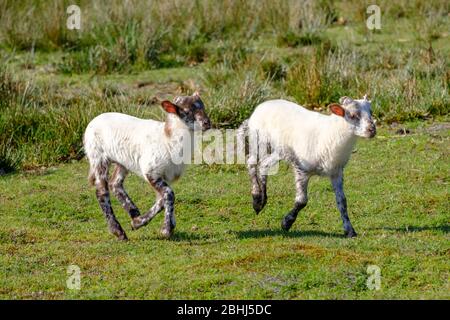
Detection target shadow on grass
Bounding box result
[234,229,342,239]
[169,231,214,242]
[374,225,449,233]
[137,231,217,244]
[23,167,58,177]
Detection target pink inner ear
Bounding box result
[330,104,345,117]
[161,101,177,114]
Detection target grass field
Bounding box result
[0,0,449,300]
[0,123,448,299]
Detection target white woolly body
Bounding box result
[248,99,357,176]
[84,112,190,182]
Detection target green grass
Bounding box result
[0,123,448,299]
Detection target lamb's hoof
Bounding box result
[110,225,128,241]
[281,215,295,231]
[344,229,357,238]
[160,227,174,239]
[131,217,143,231]
[117,233,129,241]
[112,229,128,241]
[252,194,264,214]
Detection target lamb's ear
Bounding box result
[339,96,353,105]
[161,101,178,114]
[329,103,345,117]
[193,91,201,100]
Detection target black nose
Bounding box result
[203,119,211,130]
[368,125,376,137]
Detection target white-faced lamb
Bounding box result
[83,92,211,240]
[239,96,376,237]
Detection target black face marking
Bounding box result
[193,101,204,109]
[172,94,211,131]
[348,110,361,121]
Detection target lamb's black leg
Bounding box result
[145,177,175,239]
[281,166,310,231]
[330,170,357,238]
[94,163,127,241]
[248,160,264,214]
[131,195,164,230]
[109,164,140,219]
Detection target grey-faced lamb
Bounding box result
[239,96,376,237]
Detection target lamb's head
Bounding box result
[161,91,211,131]
[329,95,376,138]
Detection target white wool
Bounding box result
[247,99,357,176]
[83,112,190,182]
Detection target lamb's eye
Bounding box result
[349,113,360,120]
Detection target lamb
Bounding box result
[239,96,376,237]
[83,92,211,240]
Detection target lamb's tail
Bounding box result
[83,128,100,187]
[237,119,249,140]
[237,119,250,159]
